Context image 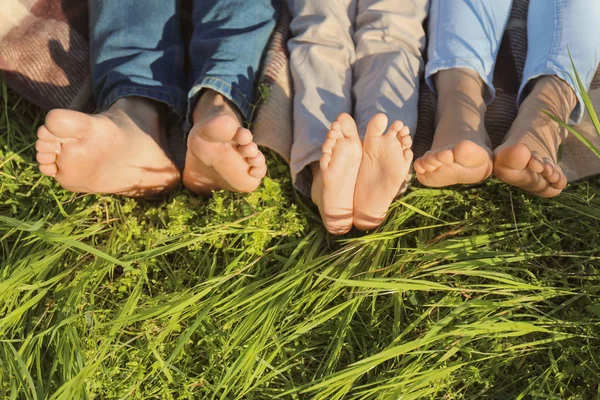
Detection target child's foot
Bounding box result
[353,114,413,231]
[35,97,181,196]
[493,76,575,198]
[183,90,267,195]
[311,113,363,235]
[414,68,493,187]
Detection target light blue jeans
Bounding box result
[426,0,600,123]
[89,1,279,123]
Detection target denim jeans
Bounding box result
[89,0,280,123]
[426,0,600,123]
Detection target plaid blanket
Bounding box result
[2,0,600,182]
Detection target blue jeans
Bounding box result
[89,0,280,123]
[426,0,600,123]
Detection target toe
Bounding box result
[495,143,532,171]
[45,109,92,139]
[320,153,332,169]
[37,125,60,142]
[397,126,410,137]
[36,152,57,164]
[423,152,443,168]
[387,120,404,135]
[541,162,554,178]
[552,174,567,189]
[435,149,455,165]
[36,139,61,154]
[365,113,388,138]
[322,137,337,154]
[335,113,359,138]
[399,133,412,149]
[548,168,562,184]
[39,163,57,177]
[327,128,343,140]
[526,152,545,173]
[422,161,438,172]
[330,121,342,133]
[248,164,267,179]
[545,162,563,184]
[413,159,426,174]
[238,142,259,158]
[232,128,253,146]
[452,140,491,168]
[247,152,265,168]
[404,148,414,164]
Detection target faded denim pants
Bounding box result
[89,0,280,123]
[426,0,600,123]
[287,0,429,195]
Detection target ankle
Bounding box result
[435,68,487,120]
[112,97,160,116]
[193,89,242,125]
[523,76,578,121]
[435,68,486,100]
[111,97,162,132]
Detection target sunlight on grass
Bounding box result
[1,80,600,399]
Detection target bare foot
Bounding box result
[183,90,267,195]
[414,68,493,187]
[493,76,575,198]
[311,113,363,235]
[353,114,413,231]
[35,97,181,197]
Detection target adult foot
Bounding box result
[353,114,413,231]
[183,90,267,195]
[311,113,363,235]
[493,76,575,198]
[414,68,493,187]
[35,97,180,196]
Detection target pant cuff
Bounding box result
[186,76,254,128]
[98,85,187,121]
[425,59,496,104]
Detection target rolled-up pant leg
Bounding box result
[89,0,188,118]
[521,0,600,123]
[425,0,512,104]
[353,0,429,136]
[287,0,357,195]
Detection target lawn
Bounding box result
[2,79,600,399]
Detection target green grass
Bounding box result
[2,79,600,400]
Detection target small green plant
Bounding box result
[544,52,600,158]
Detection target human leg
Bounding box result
[183,0,280,195]
[36,1,186,196]
[351,0,428,230]
[287,0,362,235]
[414,0,512,187]
[494,0,600,197]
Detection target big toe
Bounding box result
[335,113,359,138]
[495,143,532,171]
[365,113,389,138]
[453,140,492,168]
[45,109,93,140]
